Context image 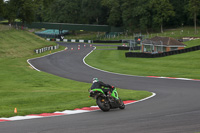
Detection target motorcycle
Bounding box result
[89,87,125,112]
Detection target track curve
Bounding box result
[1,42,200,133]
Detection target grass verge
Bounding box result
[85,39,200,79]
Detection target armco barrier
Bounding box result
[47,38,92,43]
[180,49,186,53]
[34,44,59,54]
[118,46,141,50]
[93,40,122,43]
[125,45,200,58]
[118,46,129,50]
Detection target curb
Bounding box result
[0,100,136,122]
[0,93,156,122]
[147,76,200,81]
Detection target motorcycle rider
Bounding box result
[90,78,122,105]
[90,78,114,95]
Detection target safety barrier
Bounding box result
[93,40,122,43]
[34,44,59,54]
[46,38,92,43]
[125,45,200,58]
[118,46,140,50]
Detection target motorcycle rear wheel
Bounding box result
[118,98,125,109]
[96,97,110,112]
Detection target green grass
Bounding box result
[185,39,200,48]
[85,39,200,79]
[0,25,151,117]
[0,28,59,58]
[0,24,11,31]
[149,26,200,39]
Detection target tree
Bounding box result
[33,0,55,22]
[188,0,200,34]
[121,0,151,32]
[3,0,36,25]
[0,0,4,18]
[81,0,107,24]
[150,0,175,33]
[102,0,123,27]
[42,0,55,8]
[16,0,35,24]
[3,0,17,24]
[43,0,82,23]
[168,0,189,27]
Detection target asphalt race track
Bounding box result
[1,42,200,133]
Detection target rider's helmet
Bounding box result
[93,78,99,83]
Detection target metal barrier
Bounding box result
[46,38,92,43]
[34,44,59,54]
[125,45,200,58]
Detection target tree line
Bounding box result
[0,0,200,33]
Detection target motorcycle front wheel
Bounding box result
[96,96,110,112]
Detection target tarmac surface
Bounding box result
[1,42,200,133]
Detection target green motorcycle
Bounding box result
[89,87,125,112]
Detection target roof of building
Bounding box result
[142,36,186,46]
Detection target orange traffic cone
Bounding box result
[14,108,17,113]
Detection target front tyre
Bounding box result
[96,96,110,112]
[118,98,125,109]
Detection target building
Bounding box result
[141,36,186,53]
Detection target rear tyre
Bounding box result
[96,96,110,112]
[118,98,125,109]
